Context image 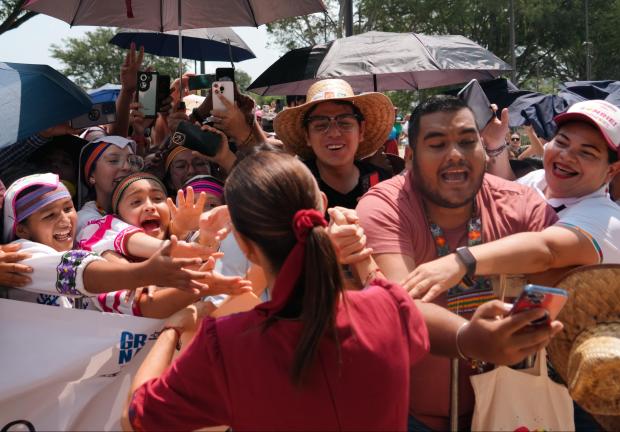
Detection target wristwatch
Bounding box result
[455,246,476,287]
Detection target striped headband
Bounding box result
[80,136,136,184]
[184,176,224,198]
[112,173,167,215]
[15,186,71,224]
[83,141,113,181]
[165,146,190,172]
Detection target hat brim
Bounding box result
[548,264,620,419]
[554,112,619,155]
[274,92,395,160]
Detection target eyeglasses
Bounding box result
[305,113,361,134]
[511,137,521,142]
[102,154,144,171]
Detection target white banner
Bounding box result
[0,298,163,431]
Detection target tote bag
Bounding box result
[470,349,574,431]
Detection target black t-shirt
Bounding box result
[304,159,391,209]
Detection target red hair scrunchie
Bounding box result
[256,208,327,317]
[292,209,328,242]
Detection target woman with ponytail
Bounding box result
[122,150,430,431]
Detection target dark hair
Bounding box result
[408,96,471,149]
[286,95,305,107]
[225,150,344,385]
[303,100,364,128]
[609,149,618,164]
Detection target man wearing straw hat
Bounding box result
[356,95,560,431]
[274,79,393,209]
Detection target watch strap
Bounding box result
[455,246,476,287]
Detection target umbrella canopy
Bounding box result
[0,62,92,150]
[110,27,255,62]
[87,83,122,103]
[24,0,326,30]
[247,31,511,95]
[507,81,620,140]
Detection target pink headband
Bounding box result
[256,209,327,317]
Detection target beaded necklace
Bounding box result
[427,206,495,315]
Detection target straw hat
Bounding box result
[274,79,395,160]
[548,265,620,429]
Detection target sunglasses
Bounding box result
[511,137,521,142]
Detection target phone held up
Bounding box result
[212,81,234,112]
[137,71,171,118]
[457,78,494,131]
[510,284,568,327]
[70,101,117,129]
[215,67,235,83]
[188,74,215,91]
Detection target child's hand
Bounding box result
[198,205,232,249]
[167,186,207,237]
[194,256,253,296]
[142,236,210,294]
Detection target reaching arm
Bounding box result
[406,225,600,302]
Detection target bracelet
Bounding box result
[455,321,471,361]
[485,143,508,158]
[160,326,182,351]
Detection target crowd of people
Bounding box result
[1,43,619,431]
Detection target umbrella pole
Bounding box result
[450,358,459,431]
[177,0,183,104]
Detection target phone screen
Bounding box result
[137,71,158,118]
[457,79,494,130]
[188,74,215,90]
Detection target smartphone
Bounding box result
[510,284,568,326]
[212,81,234,111]
[157,74,171,111]
[172,121,222,157]
[457,79,494,130]
[215,67,235,83]
[137,71,158,117]
[70,102,117,129]
[188,74,215,91]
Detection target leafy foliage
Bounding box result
[50,28,186,89]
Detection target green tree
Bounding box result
[0,0,37,36]
[234,69,252,92]
[50,28,187,89]
[266,0,620,90]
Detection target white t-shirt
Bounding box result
[518,169,620,263]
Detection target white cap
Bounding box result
[555,100,620,154]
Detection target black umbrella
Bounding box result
[248,31,511,95]
[508,81,620,140]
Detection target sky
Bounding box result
[0,13,283,83]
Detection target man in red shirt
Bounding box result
[357,95,558,430]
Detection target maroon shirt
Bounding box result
[129,279,429,431]
[357,171,558,430]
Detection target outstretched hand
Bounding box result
[403,253,465,301]
[194,256,253,296]
[167,186,207,237]
[119,42,145,94]
[198,205,232,248]
[143,235,210,294]
[459,300,563,365]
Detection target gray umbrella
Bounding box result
[248,31,512,95]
